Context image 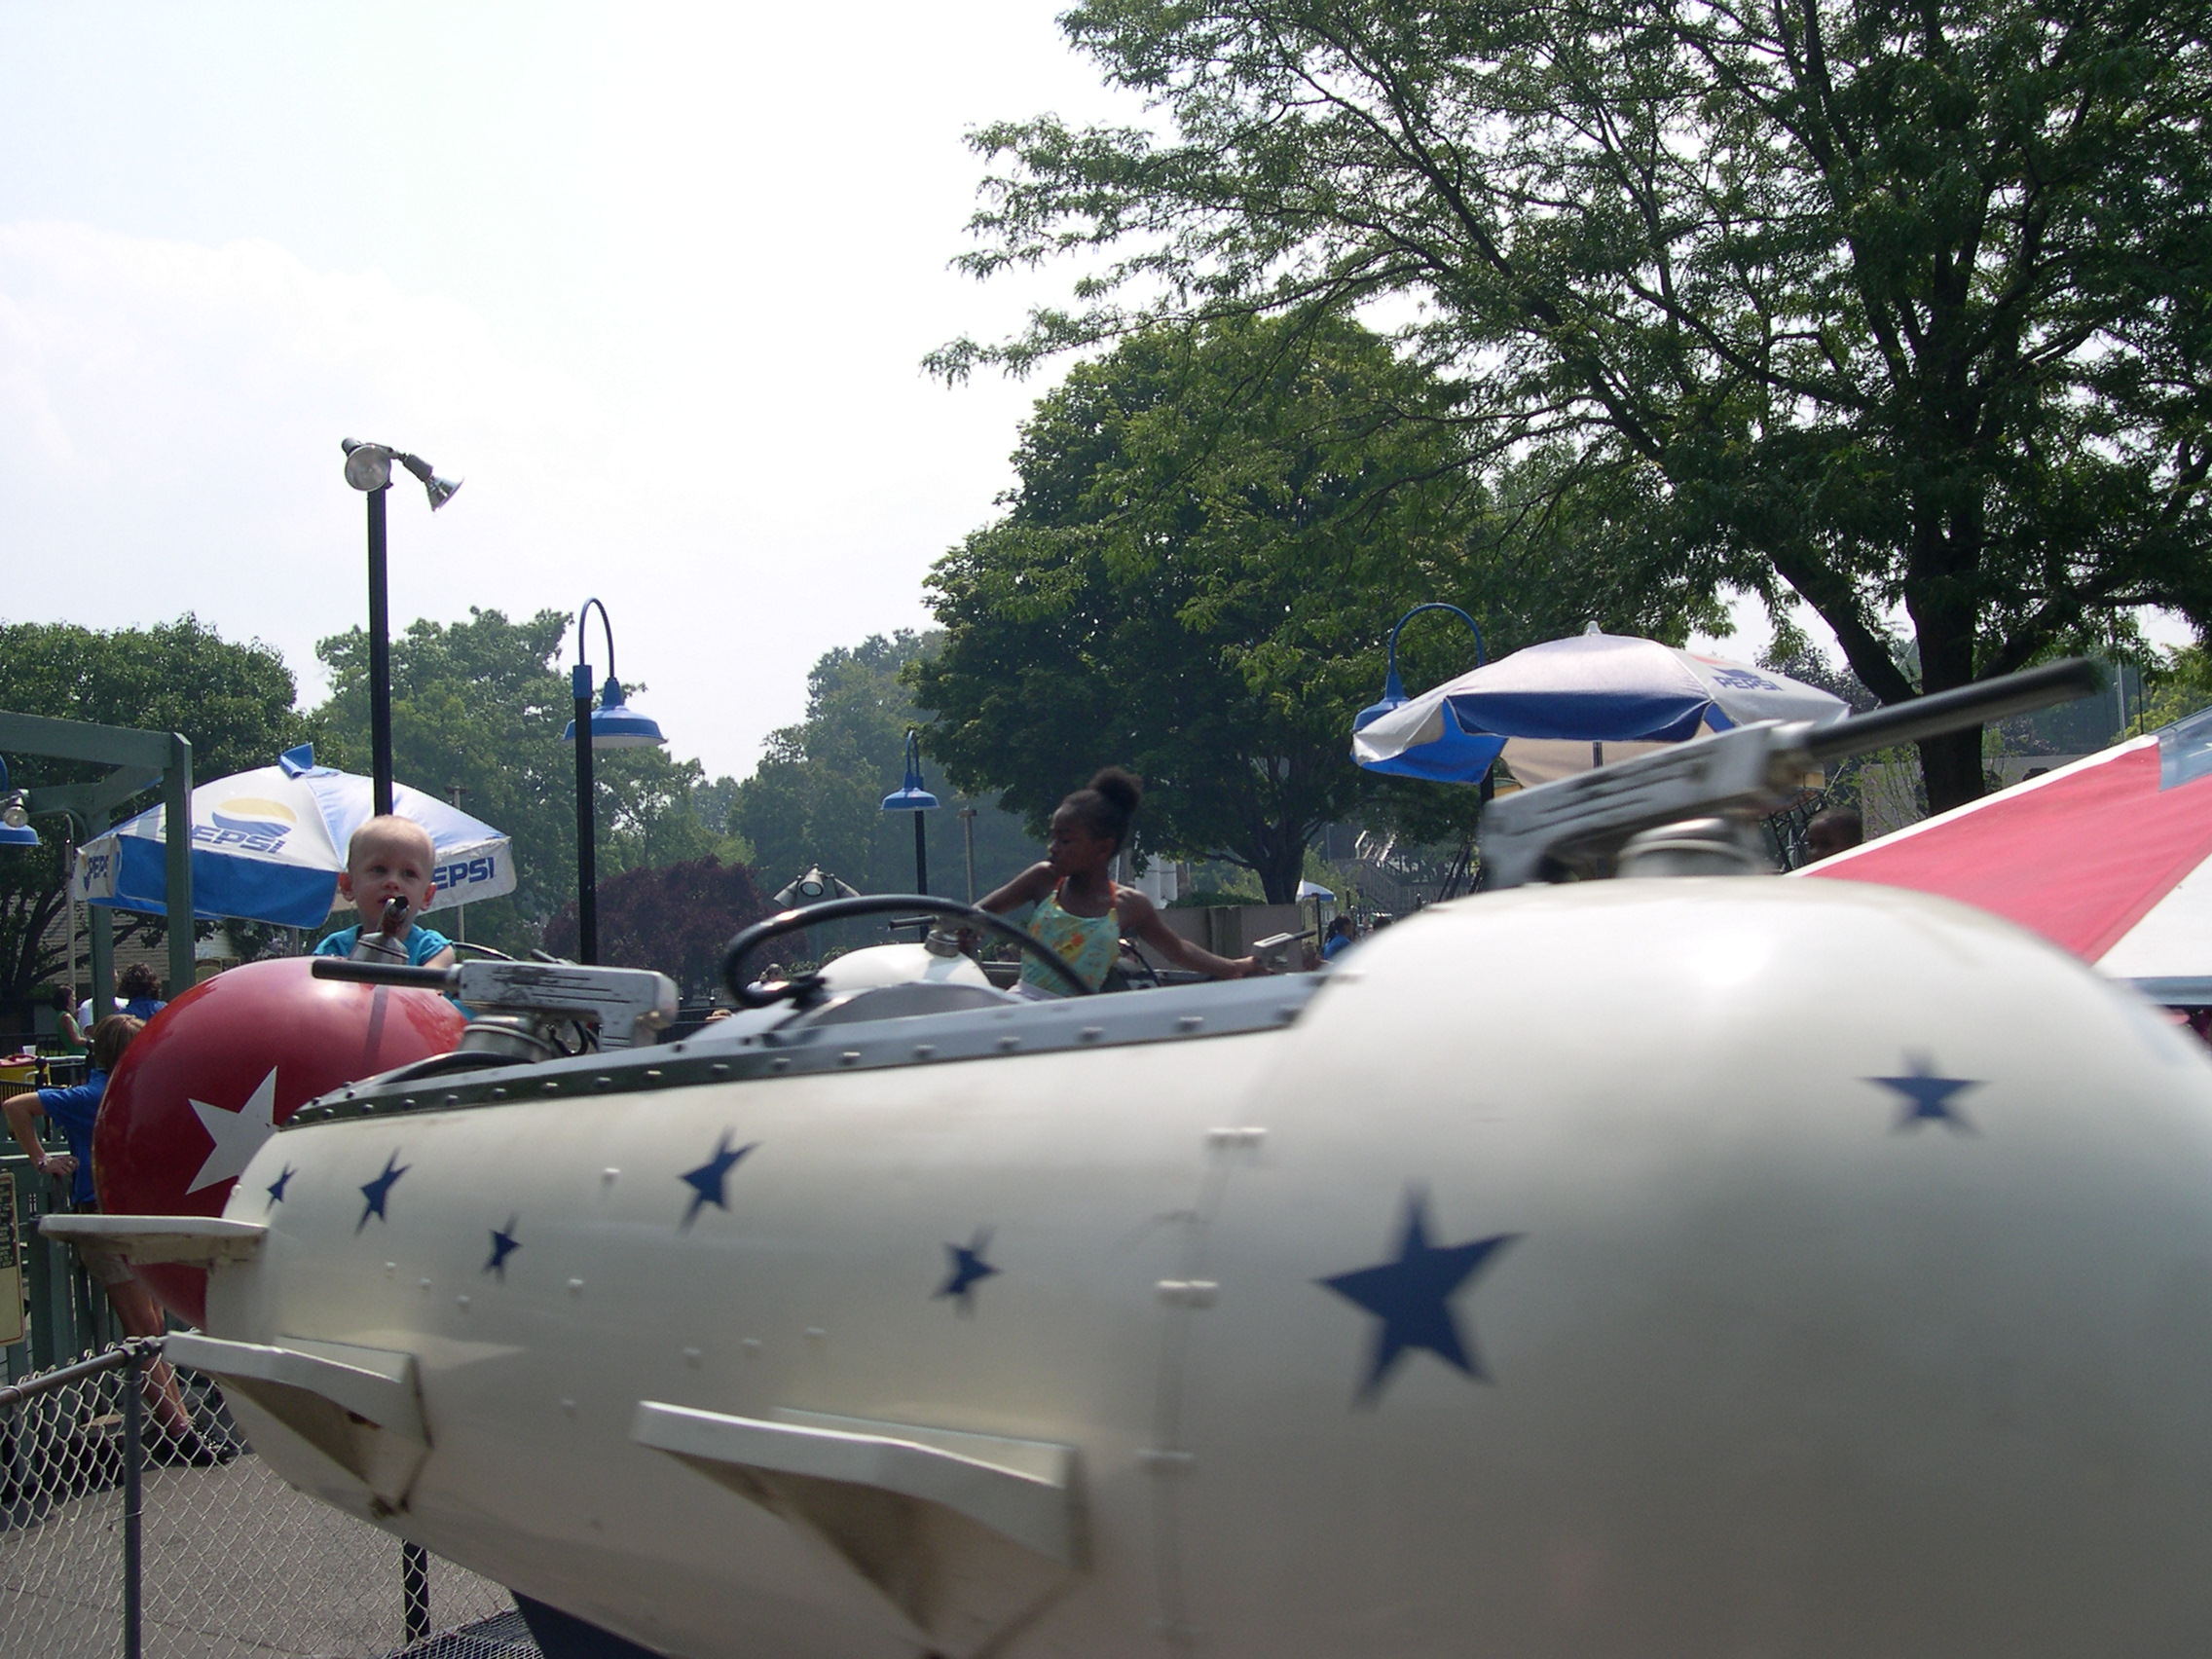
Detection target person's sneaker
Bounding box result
[149,1426,240,1468]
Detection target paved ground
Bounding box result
[0,1445,512,1659]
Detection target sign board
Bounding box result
[0,1170,24,1347]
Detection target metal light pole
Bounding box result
[880,729,939,895]
[447,783,472,944]
[1353,603,1488,732]
[563,600,667,964]
[956,806,977,903]
[342,440,461,816]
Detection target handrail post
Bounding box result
[122,1344,143,1659]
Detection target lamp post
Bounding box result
[880,730,939,896]
[1353,604,1488,731]
[956,806,977,903]
[341,439,461,816]
[561,600,667,964]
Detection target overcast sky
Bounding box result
[0,3,1138,781]
[4,7,2183,792]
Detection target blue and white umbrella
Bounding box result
[1353,629,1850,788]
[72,744,515,927]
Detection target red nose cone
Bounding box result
[93,958,464,1325]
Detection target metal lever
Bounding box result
[1479,657,2103,889]
[311,956,679,1054]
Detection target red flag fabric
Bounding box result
[1802,738,2212,962]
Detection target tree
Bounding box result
[728,632,1041,902]
[542,857,794,999]
[919,313,1497,901]
[938,0,2212,811]
[0,617,311,997]
[314,609,719,956]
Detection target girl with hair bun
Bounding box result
[980,767,1262,995]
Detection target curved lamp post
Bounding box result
[561,599,667,964]
[1353,604,1488,732]
[341,439,462,817]
[881,729,940,896]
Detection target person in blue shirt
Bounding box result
[313,816,457,968]
[76,962,167,1029]
[1321,915,1358,960]
[2,1015,217,1458]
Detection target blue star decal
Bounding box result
[936,1229,999,1311]
[356,1152,408,1233]
[485,1217,521,1279]
[1868,1056,1982,1132]
[679,1132,756,1228]
[266,1164,296,1208]
[1317,1191,1518,1404]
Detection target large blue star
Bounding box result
[485,1217,521,1279]
[936,1230,999,1310]
[266,1164,296,1208]
[1868,1057,1982,1132]
[679,1133,756,1228]
[356,1152,408,1233]
[1317,1192,1517,1404]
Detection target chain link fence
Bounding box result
[0,1339,516,1658]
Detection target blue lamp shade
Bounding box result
[1353,667,1410,732]
[882,730,940,812]
[0,793,39,849]
[563,676,668,751]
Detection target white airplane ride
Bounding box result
[56,661,2212,1659]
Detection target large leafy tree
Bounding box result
[938,0,2212,811]
[315,608,719,956]
[728,632,1040,902]
[921,313,1511,901]
[0,617,311,997]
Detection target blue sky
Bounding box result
[0,3,1131,779]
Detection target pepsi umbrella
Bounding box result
[1353,628,1850,787]
[72,744,514,927]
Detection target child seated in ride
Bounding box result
[979,768,1261,995]
[313,815,458,968]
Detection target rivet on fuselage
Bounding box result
[682,1347,702,1367]
[568,1278,585,1297]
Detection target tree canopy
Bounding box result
[727,631,1040,903]
[920,313,1513,900]
[940,0,2212,810]
[0,617,310,997]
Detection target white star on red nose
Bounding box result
[188,1069,280,1194]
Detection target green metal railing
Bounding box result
[2,1143,120,1382]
